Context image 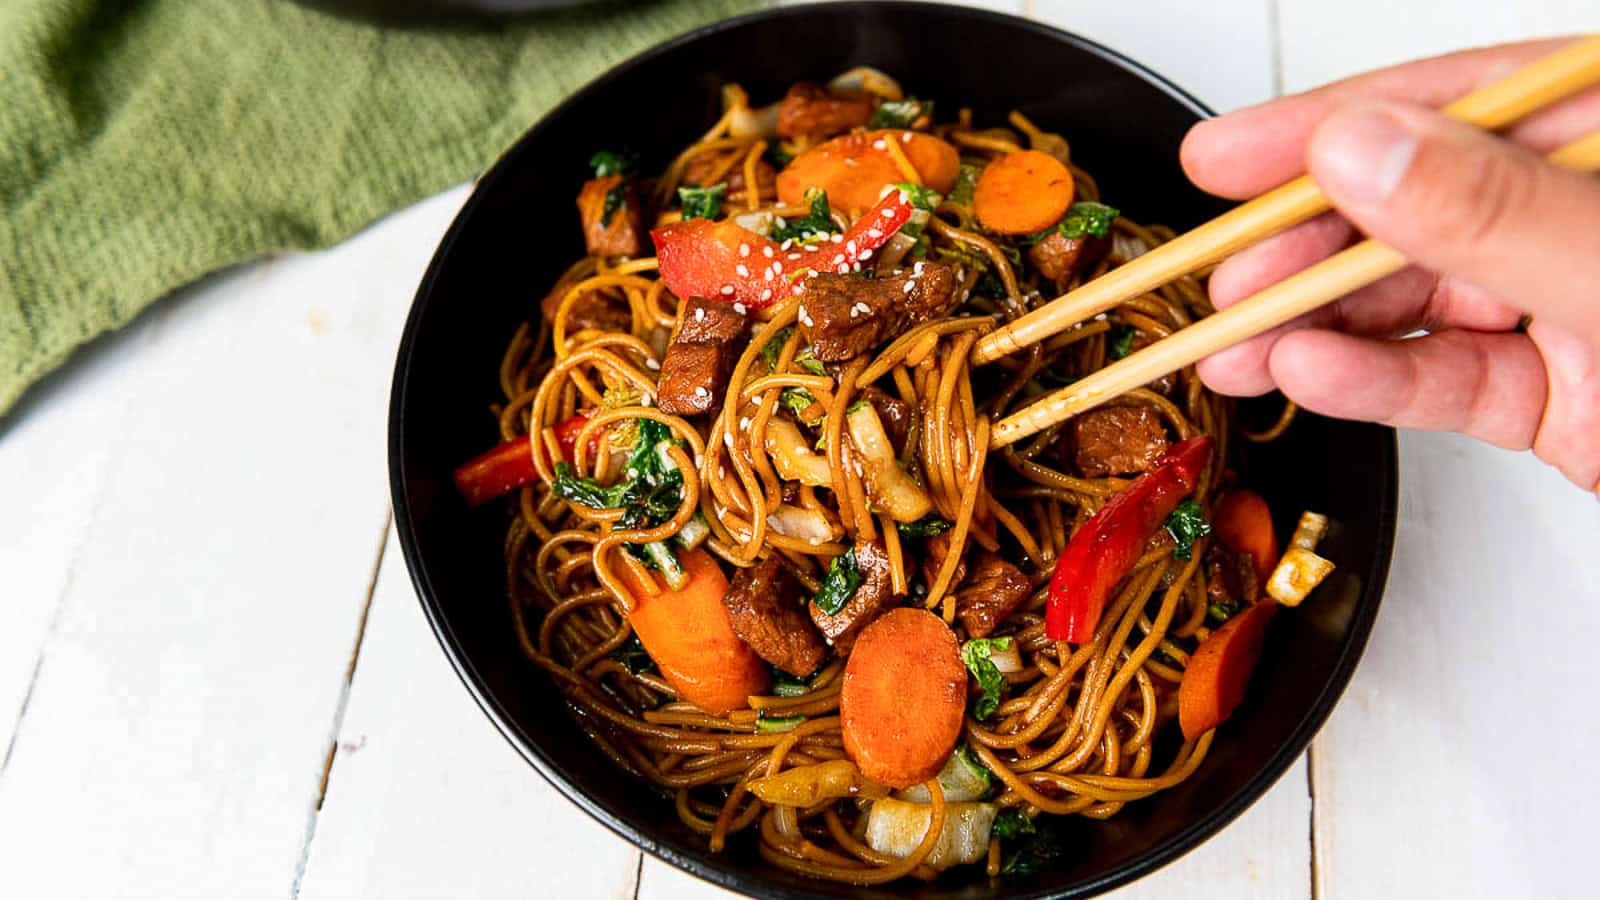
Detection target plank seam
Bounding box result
[630,850,645,900]
[0,458,119,780]
[288,513,392,899]
[1267,0,1286,97]
[1307,745,1320,900]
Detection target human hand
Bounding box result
[1180,39,1600,494]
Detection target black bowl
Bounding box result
[388,3,1398,897]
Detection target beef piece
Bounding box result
[954,553,1034,638]
[723,557,830,677]
[920,531,966,591]
[798,262,959,361]
[1026,232,1110,288]
[682,150,777,203]
[1205,542,1260,612]
[539,280,630,335]
[657,296,748,415]
[1071,406,1169,477]
[776,82,876,139]
[859,386,911,447]
[577,175,645,258]
[811,539,900,654]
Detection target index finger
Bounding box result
[1180,37,1583,199]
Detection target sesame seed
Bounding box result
[903,280,915,294]
[780,239,793,251]
[901,132,912,143]
[721,284,734,296]
[796,445,810,456]
[626,468,638,479]
[836,264,850,274]
[797,306,812,326]
[913,261,925,275]
[760,288,772,301]
[881,208,896,218]
[733,302,748,314]
[872,139,887,150]
[805,244,819,253]
[775,217,787,227]
[844,158,858,167]
[867,228,882,238]
[739,417,751,430]
[831,254,845,265]
[694,307,706,322]
[849,306,860,319]
[1094,312,1108,321]
[846,241,857,254]
[695,386,710,398]
[764,269,774,282]
[897,190,910,204]
[645,358,661,370]
[640,395,653,406]
[787,253,801,261]
[792,284,804,295]
[735,264,750,278]
[763,246,775,258]
[858,248,873,261]
[831,233,843,244]
[739,243,750,257]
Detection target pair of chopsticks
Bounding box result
[980,36,1600,450]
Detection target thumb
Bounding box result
[1305,100,1600,344]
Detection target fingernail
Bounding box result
[1310,104,1419,204]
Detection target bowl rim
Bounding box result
[387,3,1400,897]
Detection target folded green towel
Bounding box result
[0,0,762,417]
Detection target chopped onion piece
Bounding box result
[897,747,992,803]
[764,419,831,486]
[987,640,1023,674]
[845,402,932,523]
[748,760,888,807]
[864,798,997,870]
[1267,547,1335,607]
[1290,511,1330,551]
[874,230,919,274]
[732,210,775,237]
[828,66,903,100]
[766,504,839,544]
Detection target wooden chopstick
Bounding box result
[987,130,1600,450]
[970,35,1600,368]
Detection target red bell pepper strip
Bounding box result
[650,189,920,307]
[454,411,594,506]
[1178,599,1278,739]
[1045,435,1214,643]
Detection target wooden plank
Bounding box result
[635,758,1311,899]
[0,187,469,899]
[1279,0,1597,92]
[1309,434,1600,899]
[296,527,642,900]
[1034,0,1278,112]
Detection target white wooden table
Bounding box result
[4,1,1597,897]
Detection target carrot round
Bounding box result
[840,608,965,789]
[1179,600,1278,740]
[616,549,770,715]
[972,149,1075,235]
[1213,489,1279,584]
[777,130,960,214]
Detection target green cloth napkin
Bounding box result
[0,0,762,417]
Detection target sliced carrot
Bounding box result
[1179,600,1278,740]
[1213,489,1279,584]
[616,549,770,715]
[840,608,965,789]
[777,130,960,215]
[972,149,1075,235]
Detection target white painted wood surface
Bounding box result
[1,2,1594,899]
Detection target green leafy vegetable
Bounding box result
[766,143,795,168]
[1022,201,1120,246]
[779,388,820,423]
[1165,498,1212,561]
[961,637,1013,721]
[771,669,811,698]
[756,712,806,733]
[771,189,838,244]
[1207,599,1241,625]
[761,326,795,371]
[611,634,657,675]
[870,97,932,129]
[897,516,950,539]
[949,163,982,205]
[846,398,871,415]
[1108,326,1135,360]
[551,419,686,536]
[890,182,941,211]
[1000,820,1064,876]
[678,182,727,221]
[953,744,994,796]
[990,808,1036,841]
[589,150,631,177]
[813,549,863,616]
[794,346,828,376]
